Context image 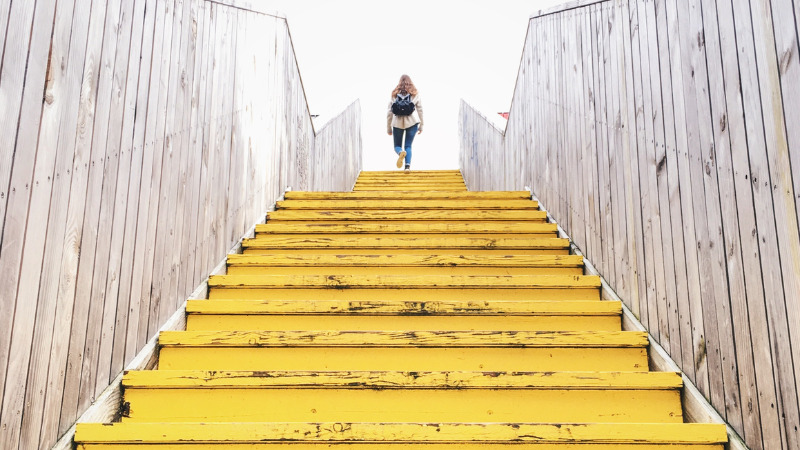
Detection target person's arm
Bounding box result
[387,101,393,135]
[416,96,423,133]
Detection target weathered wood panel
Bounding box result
[459,1,800,448]
[0,1,361,448]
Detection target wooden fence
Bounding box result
[0,0,362,448]
[460,0,800,449]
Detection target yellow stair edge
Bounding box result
[157,330,648,347]
[225,254,581,267]
[254,223,558,234]
[241,236,570,249]
[75,422,728,444]
[185,299,620,315]
[275,200,539,210]
[265,210,549,221]
[207,274,601,289]
[121,370,681,389]
[284,191,531,200]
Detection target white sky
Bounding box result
[262,0,565,170]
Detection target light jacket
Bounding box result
[387,93,423,132]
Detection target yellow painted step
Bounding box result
[241,237,570,255]
[75,422,728,449]
[207,274,600,301]
[265,209,548,222]
[284,191,530,200]
[354,186,467,191]
[254,223,557,235]
[119,371,683,423]
[185,299,621,331]
[157,330,649,371]
[227,253,580,269]
[275,200,537,210]
[225,254,579,275]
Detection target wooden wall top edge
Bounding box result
[530,0,609,19]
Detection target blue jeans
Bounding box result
[393,123,418,165]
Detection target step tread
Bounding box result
[185,299,621,315]
[284,191,530,200]
[226,254,581,267]
[266,210,548,220]
[122,370,682,389]
[242,236,570,249]
[276,200,538,209]
[75,422,728,444]
[208,274,601,289]
[158,330,648,347]
[254,223,558,234]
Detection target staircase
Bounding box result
[74,170,727,448]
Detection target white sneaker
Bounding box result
[396,150,406,168]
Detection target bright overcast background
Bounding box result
[263,0,564,170]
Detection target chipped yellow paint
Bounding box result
[241,236,570,250]
[284,191,531,200]
[122,388,682,423]
[75,422,728,445]
[158,346,649,372]
[276,200,537,210]
[265,209,549,222]
[208,274,601,288]
[185,299,621,331]
[121,371,683,423]
[158,330,648,347]
[254,222,558,235]
[187,313,620,331]
[184,299,621,315]
[227,253,583,267]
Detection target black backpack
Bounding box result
[391,93,415,116]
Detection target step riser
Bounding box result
[158,347,648,372]
[78,444,725,449]
[207,288,599,301]
[241,249,570,256]
[122,389,682,423]
[225,266,581,276]
[185,315,621,331]
[254,233,559,239]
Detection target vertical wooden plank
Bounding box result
[629,0,655,330]
[619,0,647,323]
[37,0,102,443]
[108,0,150,381]
[120,0,159,367]
[671,0,723,409]
[19,0,84,445]
[0,0,39,423]
[747,0,800,445]
[73,0,125,414]
[179,0,206,300]
[190,1,215,288]
[149,0,183,337]
[687,0,745,430]
[700,0,768,446]
[768,0,800,438]
[729,0,793,446]
[0,0,58,447]
[92,0,140,393]
[55,0,111,433]
[656,0,699,378]
[582,8,603,275]
[135,0,174,347]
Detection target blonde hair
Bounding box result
[391,74,418,97]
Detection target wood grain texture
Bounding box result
[458,0,800,448]
[0,1,361,448]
